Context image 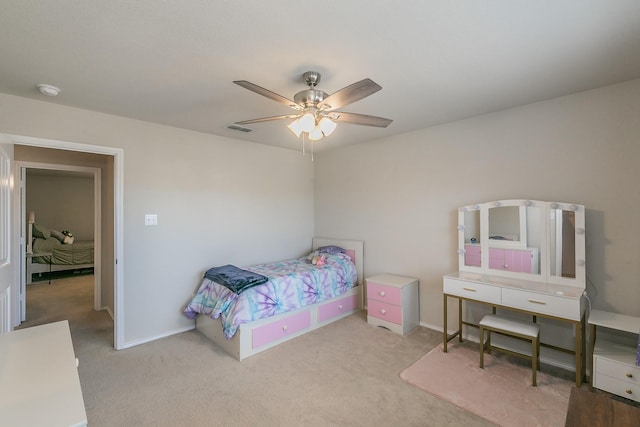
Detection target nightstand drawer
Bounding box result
[367,299,402,325]
[594,355,640,386]
[367,282,402,306]
[443,277,501,304]
[593,373,640,403]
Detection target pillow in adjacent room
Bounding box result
[32,223,51,239]
[50,229,65,243]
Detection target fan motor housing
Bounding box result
[294,89,328,107]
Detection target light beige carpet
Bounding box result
[400,343,573,427]
[18,277,498,426]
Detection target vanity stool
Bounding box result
[479,314,541,386]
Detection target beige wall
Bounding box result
[314,79,640,365]
[2,94,315,346]
[26,174,95,240]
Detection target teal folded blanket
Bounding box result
[204,264,269,294]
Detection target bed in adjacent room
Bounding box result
[184,237,364,360]
[26,219,94,284]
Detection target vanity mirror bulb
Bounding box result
[576,228,585,235]
[577,259,586,266]
[569,204,578,211]
[457,249,465,255]
[550,203,559,209]
[493,202,502,207]
[524,200,533,207]
[457,225,465,231]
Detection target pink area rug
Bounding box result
[400,343,573,427]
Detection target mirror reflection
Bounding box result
[550,209,576,278]
[489,206,521,243]
[463,209,481,267]
[487,205,541,274]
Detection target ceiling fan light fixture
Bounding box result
[287,119,303,137]
[298,113,315,132]
[319,117,337,136]
[308,126,324,141]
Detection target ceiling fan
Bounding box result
[233,71,392,140]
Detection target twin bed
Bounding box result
[27,219,94,284]
[185,238,364,360]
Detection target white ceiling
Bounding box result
[1,1,640,153]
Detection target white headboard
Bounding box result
[312,237,364,286]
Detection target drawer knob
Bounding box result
[626,389,633,395]
[282,325,287,331]
[626,373,634,379]
[380,309,386,315]
[338,304,343,310]
[379,291,385,297]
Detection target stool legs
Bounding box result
[479,326,485,368]
[531,336,538,387]
[478,326,540,387]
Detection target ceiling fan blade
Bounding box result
[330,112,392,128]
[235,114,300,125]
[318,78,382,110]
[233,80,301,110]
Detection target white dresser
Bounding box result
[367,274,419,335]
[589,309,640,402]
[0,320,87,426]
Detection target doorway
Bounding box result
[19,163,102,320]
[6,133,124,349]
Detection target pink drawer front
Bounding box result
[367,282,402,305]
[318,294,358,323]
[252,310,311,349]
[367,299,402,325]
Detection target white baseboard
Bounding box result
[120,324,195,350]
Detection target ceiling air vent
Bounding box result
[227,124,253,133]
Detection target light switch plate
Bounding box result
[145,214,158,226]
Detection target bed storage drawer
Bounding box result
[252,310,311,349]
[318,293,358,323]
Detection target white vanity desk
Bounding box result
[444,199,587,387]
[0,320,87,427]
[443,271,586,386]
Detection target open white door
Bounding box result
[0,136,14,332]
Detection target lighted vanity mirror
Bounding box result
[457,199,585,288]
[461,207,481,268]
[549,205,583,280]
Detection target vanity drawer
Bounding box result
[501,288,581,319]
[593,373,640,403]
[367,299,403,325]
[367,282,402,306]
[252,310,311,349]
[443,277,501,304]
[318,294,358,323]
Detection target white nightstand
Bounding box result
[589,309,640,403]
[366,274,419,335]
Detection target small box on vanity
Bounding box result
[366,274,419,335]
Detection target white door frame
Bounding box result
[5,133,125,350]
[18,161,102,316]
